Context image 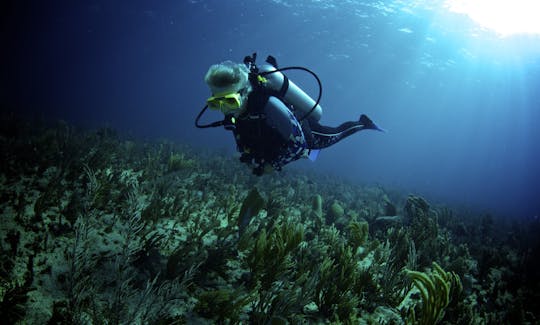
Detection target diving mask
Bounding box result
[206,92,242,112]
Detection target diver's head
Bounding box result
[204,61,251,115]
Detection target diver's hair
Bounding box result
[205,61,250,94]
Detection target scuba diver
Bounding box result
[195,53,384,176]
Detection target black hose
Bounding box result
[195,105,224,128]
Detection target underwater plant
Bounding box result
[403,261,462,325]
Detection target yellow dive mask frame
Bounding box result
[206,92,242,112]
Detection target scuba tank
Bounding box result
[258,63,322,122]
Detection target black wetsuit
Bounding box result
[302,115,374,149]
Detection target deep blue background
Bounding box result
[2,0,540,218]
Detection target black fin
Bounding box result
[359,114,385,132]
[359,114,373,126]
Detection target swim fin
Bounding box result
[359,114,385,132]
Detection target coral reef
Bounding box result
[0,116,539,324]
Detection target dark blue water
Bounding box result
[3,0,539,218]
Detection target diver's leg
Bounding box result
[308,114,382,149]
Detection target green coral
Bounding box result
[244,221,304,291]
[0,253,34,324]
[240,221,308,322]
[308,226,365,322]
[195,289,249,323]
[315,242,359,321]
[328,201,345,222]
[404,262,462,325]
[237,188,266,234]
[348,220,369,252]
[311,194,323,218]
[167,152,196,172]
[405,195,443,268]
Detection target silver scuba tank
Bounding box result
[259,64,322,122]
